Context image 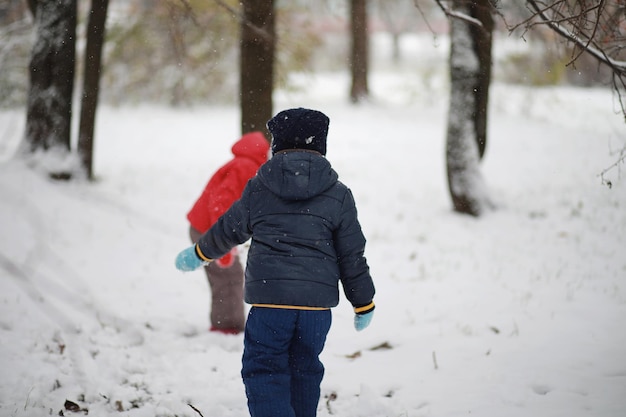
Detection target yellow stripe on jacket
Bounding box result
[251,304,331,311]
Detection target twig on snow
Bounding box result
[188,403,205,417]
[598,143,626,188]
[325,391,337,415]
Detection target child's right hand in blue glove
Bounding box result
[354,310,374,331]
[353,302,375,331]
[175,245,208,271]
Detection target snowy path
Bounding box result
[1,84,625,416]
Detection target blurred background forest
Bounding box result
[0,0,615,109]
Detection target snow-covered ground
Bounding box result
[1,36,625,416]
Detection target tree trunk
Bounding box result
[445,0,494,216]
[391,32,401,63]
[23,0,77,179]
[240,0,275,139]
[350,0,369,103]
[78,0,109,180]
[469,0,493,159]
[26,0,36,15]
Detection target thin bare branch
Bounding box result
[413,0,439,39]
[525,0,626,73]
[433,0,485,29]
[566,0,605,65]
[211,0,241,19]
[598,142,626,188]
[521,0,626,120]
[210,0,274,43]
[175,0,200,27]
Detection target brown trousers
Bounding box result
[189,226,245,332]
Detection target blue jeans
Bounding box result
[242,307,332,417]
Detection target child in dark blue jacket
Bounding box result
[175,107,376,417]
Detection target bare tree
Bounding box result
[0,2,32,107]
[434,0,625,213]
[78,0,109,180]
[350,0,369,103]
[103,0,239,105]
[22,0,77,179]
[440,0,495,216]
[509,0,626,184]
[372,0,425,63]
[240,0,275,137]
[516,0,626,120]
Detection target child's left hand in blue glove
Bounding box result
[175,245,210,271]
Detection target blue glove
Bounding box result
[354,310,374,331]
[175,245,207,271]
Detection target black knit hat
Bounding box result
[267,108,330,155]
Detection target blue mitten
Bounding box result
[175,245,208,271]
[354,310,374,331]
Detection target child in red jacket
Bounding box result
[186,131,269,334]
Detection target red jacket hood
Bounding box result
[232,132,269,166]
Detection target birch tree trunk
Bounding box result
[445,0,493,216]
[23,0,77,179]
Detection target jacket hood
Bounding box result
[257,151,338,201]
[231,131,270,166]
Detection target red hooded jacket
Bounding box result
[187,132,269,234]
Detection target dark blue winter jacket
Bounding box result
[196,150,375,310]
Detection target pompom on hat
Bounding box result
[267,108,330,155]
